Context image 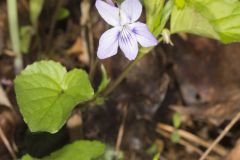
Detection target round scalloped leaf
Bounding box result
[21,140,105,160]
[171,0,240,43]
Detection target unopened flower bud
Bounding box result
[162,29,174,46]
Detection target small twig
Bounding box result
[199,112,240,160]
[0,127,17,160]
[87,23,96,80]
[88,27,99,81]
[158,129,203,155]
[157,123,227,156]
[80,0,97,82]
[46,0,64,52]
[115,104,128,157]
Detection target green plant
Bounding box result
[13,0,240,158]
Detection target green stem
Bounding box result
[102,54,142,97]
[7,0,23,74]
[90,59,99,82]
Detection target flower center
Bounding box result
[120,25,133,45]
[121,25,130,35]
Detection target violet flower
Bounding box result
[96,0,158,60]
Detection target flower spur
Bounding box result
[96,0,158,60]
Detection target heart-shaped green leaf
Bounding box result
[14,60,94,133]
[44,140,105,160]
[21,140,105,160]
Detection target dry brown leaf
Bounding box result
[66,37,89,65]
[0,105,18,159]
[66,111,83,141]
[171,90,240,125]
[167,36,240,105]
[0,85,12,108]
[80,0,90,26]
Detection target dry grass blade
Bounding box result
[0,85,12,108]
[157,129,203,155]
[0,127,16,159]
[115,104,128,156]
[156,123,228,156]
[199,112,240,160]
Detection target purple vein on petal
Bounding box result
[97,27,121,59]
[130,22,158,47]
[120,0,142,23]
[119,27,138,60]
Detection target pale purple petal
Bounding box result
[95,0,120,26]
[130,22,158,47]
[97,27,120,59]
[106,0,115,6]
[120,0,142,22]
[119,28,139,60]
[119,9,131,25]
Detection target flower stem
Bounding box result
[102,54,142,97]
[102,38,163,97]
